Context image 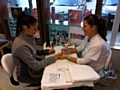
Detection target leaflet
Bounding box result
[41,72,64,84]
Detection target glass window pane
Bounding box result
[53,0,79,6]
[102,0,119,45]
[86,0,96,14]
[8,0,40,39]
[50,0,96,21]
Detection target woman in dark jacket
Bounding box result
[12,12,61,85]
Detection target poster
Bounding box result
[70,26,85,46]
[68,9,82,26]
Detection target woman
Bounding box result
[12,12,61,85]
[61,14,110,77]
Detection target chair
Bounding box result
[98,49,113,77]
[73,51,113,90]
[1,53,40,90]
[104,49,117,77]
[104,49,112,70]
[96,49,117,87]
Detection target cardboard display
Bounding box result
[68,9,82,26]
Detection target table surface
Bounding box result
[41,44,100,90]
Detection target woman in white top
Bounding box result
[61,14,110,77]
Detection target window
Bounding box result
[9,0,37,11]
[50,0,87,20]
[53,0,79,6]
[102,0,120,47]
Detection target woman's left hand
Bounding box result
[49,47,55,54]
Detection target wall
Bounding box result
[111,48,120,71]
[0,0,10,38]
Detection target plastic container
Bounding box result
[51,7,55,23]
[59,11,64,22]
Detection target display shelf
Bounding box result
[48,20,70,45]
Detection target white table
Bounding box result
[41,44,100,90]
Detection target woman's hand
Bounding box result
[60,54,69,59]
[49,47,55,54]
[61,46,70,54]
[54,53,62,60]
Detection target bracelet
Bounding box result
[68,56,71,61]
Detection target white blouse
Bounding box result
[76,34,110,70]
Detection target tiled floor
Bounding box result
[94,70,120,90]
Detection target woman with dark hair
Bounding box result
[12,12,61,85]
[61,14,110,77]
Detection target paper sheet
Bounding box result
[64,70,72,83]
[41,72,64,84]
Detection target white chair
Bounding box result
[104,49,112,70]
[104,49,117,78]
[99,49,113,77]
[96,49,117,87]
[1,53,19,86]
[96,49,112,78]
[1,53,40,90]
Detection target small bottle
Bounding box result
[51,7,55,23]
[61,33,65,44]
[56,33,60,45]
[64,32,68,43]
[46,40,51,47]
[53,36,56,46]
[59,11,64,22]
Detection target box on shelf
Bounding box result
[68,9,82,26]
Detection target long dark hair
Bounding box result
[16,12,37,37]
[84,14,108,41]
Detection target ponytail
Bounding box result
[16,12,26,37]
[98,18,108,41]
[16,12,37,37]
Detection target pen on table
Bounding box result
[58,74,60,82]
